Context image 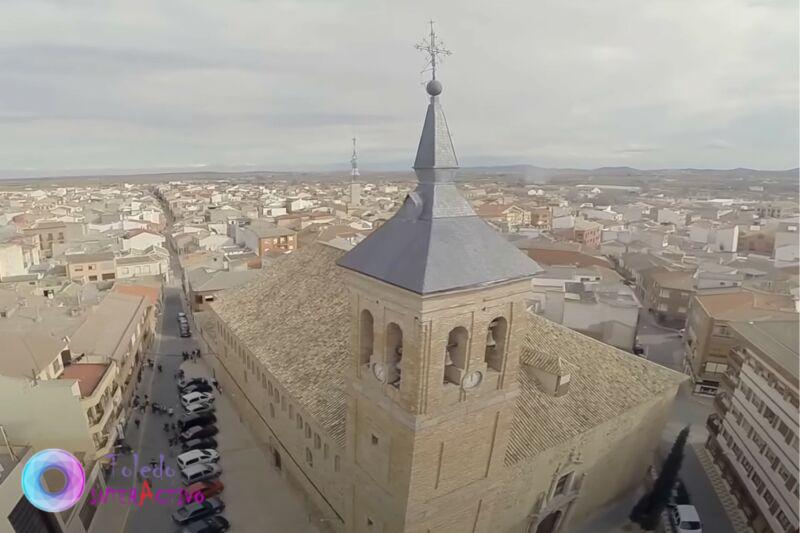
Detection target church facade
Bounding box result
[202,61,684,533]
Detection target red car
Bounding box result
[186,479,225,500]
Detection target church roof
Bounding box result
[507,314,685,464]
[211,244,684,459]
[337,82,541,294]
[210,243,349,446]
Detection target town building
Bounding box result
[231,219,297,256]
[66,251,117,283]
[642,269,695,327]
[706,319,799,533]
[684,289,797,395]
[201,63,683,533]
[0,446,105,533]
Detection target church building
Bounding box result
[203,33,684,533]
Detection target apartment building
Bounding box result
[684,289,797,395]
[66,251,116,283]
[233,220,297,256]
[69,291,155,424]
[706,319,799,533]
[0,331,122,462]
[573,218,602,248]
[642,269,695,327]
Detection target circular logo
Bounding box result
[21,449,86,512]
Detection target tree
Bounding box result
[630,426,691,530]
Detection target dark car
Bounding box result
[180,425,219,443]
[171,497,225,525]
[177,377,209,390]
[182,437,218,452]
[185,479,225,500]
[633,344,645,356]
[178,413,217,431]
[180,382,213,395]
[180,516,230,533]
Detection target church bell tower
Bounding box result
[337,22,541,533]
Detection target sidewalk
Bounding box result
[690,442,753,533]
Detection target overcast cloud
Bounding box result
[0,0,797,177]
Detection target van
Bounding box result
[180,463,221,485]
[670,505,702,533]
[177,449,219,470]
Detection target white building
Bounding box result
[121,229,165,251]
[0,244,26,279]
[708,319,799,533]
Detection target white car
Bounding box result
[181,392,215,408]
[183,401,215,415]
[177,449,220,470]
[669,505,702,533]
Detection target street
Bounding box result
[91,271,319,532]
[637,310,746,533]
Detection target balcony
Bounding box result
[707,413,722,436]
[714,393,731,415]
[720,371,738,391]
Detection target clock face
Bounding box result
[372,363,386,383]
[462,370,483,390]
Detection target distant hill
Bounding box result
[0,165,795,187]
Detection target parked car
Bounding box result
[180,382,213,394]
[180,463,222,485]
[183,402,215,415]
[177,312,187,321]
[180,328,192,338]
[180,425,219,443]
[177,449,220,470]
[181,392,214,408]
[171,496,224,524]
[669,505,702,533]
[633,344,645,356]
[178,377,209,389]
[178,413,217,431]
[181,437,218,452]
[180,516,230,533]
[185,479,225,500]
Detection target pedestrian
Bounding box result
[168,407,174,417]
[157,363,163,373]
[134,419,140,428]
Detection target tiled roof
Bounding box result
[506,314,685,464]
[213,245,684,462]
[694,289,797,322]
[211,243,349,446]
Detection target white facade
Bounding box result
[552,215,575,229]
[719,347,799,533]
[0,244,26,279]
[122,231,165,251]
[657,207,686,226]
[714,226,739,253]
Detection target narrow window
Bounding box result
[334,455,340,472]
[444,326,469,385]
[371,434,379,446]
[297,414,303,430]
[305,448,313,468]
[485,317,507,372]
[305,423,312,439]
[314,433,321,450]
[360,309,374,366]
[386,323,403,388]
[323,443,329,459]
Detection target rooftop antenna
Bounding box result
[351,138,360,181]
[415,20,452,82]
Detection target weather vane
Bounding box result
[415,20,452,81]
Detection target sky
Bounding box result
[0,0,797,177]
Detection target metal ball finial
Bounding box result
[426,79,443,96]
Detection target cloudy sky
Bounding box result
[0,0,797,177]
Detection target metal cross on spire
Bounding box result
[415,20,451,81]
